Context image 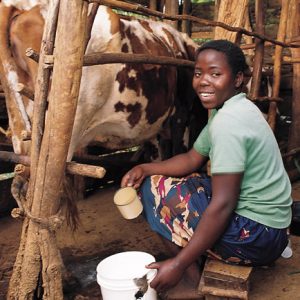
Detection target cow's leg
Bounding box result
[9,6,44,90]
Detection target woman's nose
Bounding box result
[199,75,209,86]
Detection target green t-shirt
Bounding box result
[194,93,292,229]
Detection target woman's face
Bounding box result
[192,49,243,110]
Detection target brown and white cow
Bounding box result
[0,1,205,163]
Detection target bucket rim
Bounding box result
[96,251,156,280]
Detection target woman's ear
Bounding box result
[235,71,244,88]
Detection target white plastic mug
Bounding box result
[113,187,143,219]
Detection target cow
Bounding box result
[0,1,205,161]
[0,1,207,223]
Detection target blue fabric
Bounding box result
[139,174,288,266]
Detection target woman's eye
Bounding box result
[212,73,220,77]
[194,71,201,77]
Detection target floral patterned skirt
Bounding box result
[139,173,288,266]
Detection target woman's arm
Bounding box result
[121,148,209,188]
[148,172,243,291]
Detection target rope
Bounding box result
[10,175,64,232]
[0,171,15,181]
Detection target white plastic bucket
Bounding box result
[96,251,157,300]
[113,187,143,219]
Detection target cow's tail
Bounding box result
[61,175,81,231]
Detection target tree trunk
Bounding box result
[7,0,88,298]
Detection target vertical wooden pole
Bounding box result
[31,0,88,286]
[7,0,88,299]
[286,0,300,169]
[164,0,178,29]
[214,0,249,42]
[8,2,61,298]
[149,0,157,10]
[249,0,265,99]
[244,10,254,41]
[28,0,60,206]
[267,0,290,131]
[182,0,191,35]
[149,0,158,20]
[85,3,100,51]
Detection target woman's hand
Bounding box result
[146,258,185,292]
[121,165,147,189]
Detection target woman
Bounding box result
[121,40,292,292]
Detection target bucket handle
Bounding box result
[133,272,151,299]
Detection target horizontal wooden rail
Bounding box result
[84,52,195,67]
[90,0,300,48]
[0,151,106,179]
[26,47,195,68]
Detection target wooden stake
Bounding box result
[149,0,157,11]
[84,3,99,52]
[28,0,60,200]
[164,0,178,29]
[182,0,191,35]
[7,0,89,298]
[214,0,249,42]
[286,0,300,175]
[267,0,290,131]
[249,0,265,99]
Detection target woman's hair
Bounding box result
[195,39,249,76]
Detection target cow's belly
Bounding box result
[67,63,175,158]
[83,111,168,149]
[70,98,171,154]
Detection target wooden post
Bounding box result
[249,0,265,99]
[149,0,157,10]
[7,0,88,298]
[85,3,100,51]
[286,0,300,175]
[267,0,290,131]
[214,0,249,42]
[27,0,60,206]
[164,0,178,29]
[182,0,191,35]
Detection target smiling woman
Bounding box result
[120,39,292,293]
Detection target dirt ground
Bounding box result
[0,181,300,300]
